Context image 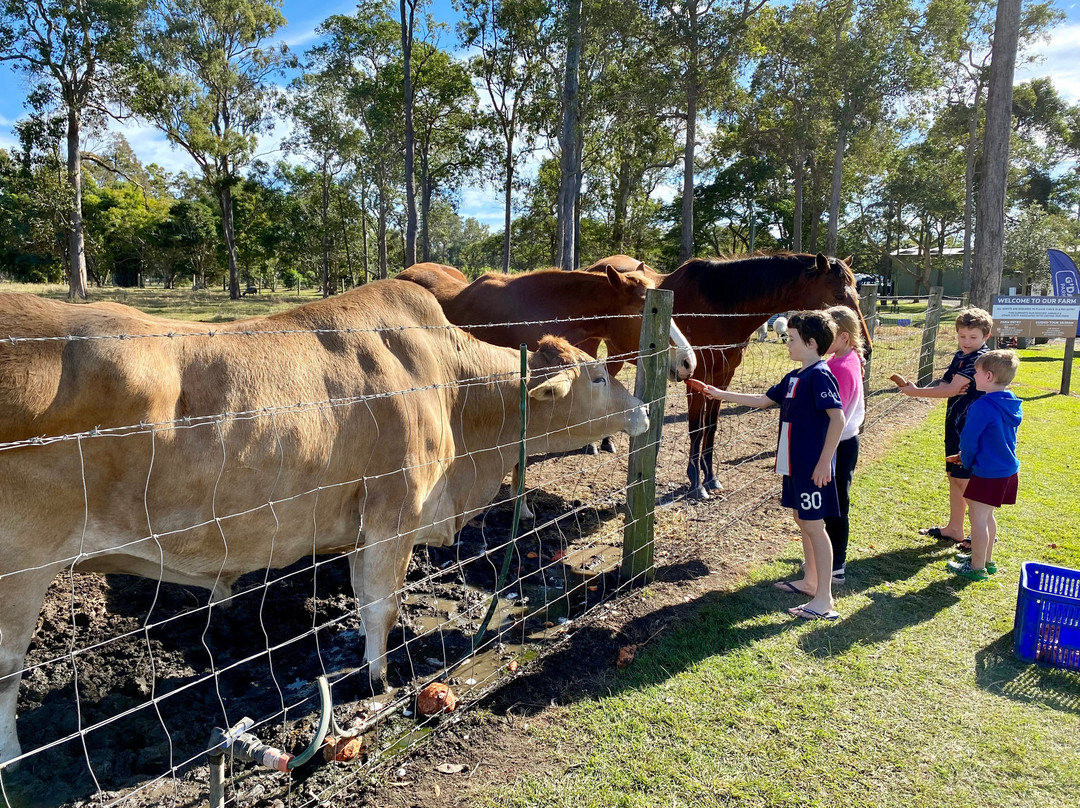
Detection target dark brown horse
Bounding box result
[587,252,872,499]
[666,253,871,499]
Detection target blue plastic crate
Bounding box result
[1014,561,1080,671]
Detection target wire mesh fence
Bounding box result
[0,284,954,807]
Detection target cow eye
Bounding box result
[592,375,607,385]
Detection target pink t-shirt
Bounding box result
[827,349,865,441]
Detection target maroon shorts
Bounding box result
[964,473,1018,508]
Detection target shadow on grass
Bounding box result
[974,631,1080,714]
[485,539,951,717]
[799,577,964,657]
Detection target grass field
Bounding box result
[485,344,1080,808]
[0,281,324,322]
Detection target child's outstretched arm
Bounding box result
[704,386,775,409]
[812,408,846,487]
[899,374,970,399]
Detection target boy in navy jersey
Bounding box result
[698,311,846,620]
[899,307,992,551]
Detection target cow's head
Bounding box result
[525,336,648,451]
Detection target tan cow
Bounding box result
[0,280,648,767]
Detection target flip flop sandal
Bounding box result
[788,605,841,621]
[919,527,950,540]
[774,581,806,595]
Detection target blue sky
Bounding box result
[0,0,1077,229]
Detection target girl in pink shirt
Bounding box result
[823,306,866,582]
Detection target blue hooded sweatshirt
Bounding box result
[959,390,1022,478]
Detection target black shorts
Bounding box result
[781,474,840,520]
[944,434,971,479]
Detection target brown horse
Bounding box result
[587,252,872,499]
[666,253,871,499]
[397,263,696,381]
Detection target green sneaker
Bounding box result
[947,558,989,581]
[953,553,998,575]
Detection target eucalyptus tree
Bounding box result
[313,4,404,280]
[284,66,363,295]
[746,1,833,252]
[400,0,424,266]
[552,0,584,270]
[128,0,295,299]
[411,42,481,262]
[645,0,768,263]
[459,0,556,272]
[0,115,70,282]
[971,0,1020,309]
[0,0,148,298]
[809,0,966,257]
[938,0,1059,288]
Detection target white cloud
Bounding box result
[1017,20,1080,102]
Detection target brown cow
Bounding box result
[0,280,648,767]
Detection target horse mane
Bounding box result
[671,252,827,313]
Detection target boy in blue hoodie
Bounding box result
[945,350,1023,581]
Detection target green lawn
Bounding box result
[488,345,1080,808]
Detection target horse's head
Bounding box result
[814,253,873,359]
[596,266,696,382]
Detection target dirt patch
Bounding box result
[2,381,931,808]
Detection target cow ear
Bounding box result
[528,371,574,400]
[605,265,629,289]
[814,253,829,275]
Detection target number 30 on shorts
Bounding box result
[800,491,822,510]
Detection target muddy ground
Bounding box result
[2,369,931,808]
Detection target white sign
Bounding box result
[991,296,1080,339]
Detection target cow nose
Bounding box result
[627,404,650,436]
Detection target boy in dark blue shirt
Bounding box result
[899,307,992,549]
[945,350,1022,581]
[697,311,846,620]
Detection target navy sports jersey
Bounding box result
[943,345,988,446]
[766,360,843,479]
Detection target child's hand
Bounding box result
[686,378,721,400]
[945,453,961,465]
[812,460,833,488]
[889,373,907,388]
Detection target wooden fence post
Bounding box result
[917,286,944,387]
[860,283,878,390]
[622,288,673,584]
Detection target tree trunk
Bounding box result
[502,139,514,273]
[400,0,417,267]
[971,0,1020,310]
[377,186,389,280]
[220,184,241,300]
[792,143,804,253]
[962,82,982,292]
[66,108,89,300]
[679,0,700,264]
[321,164,331,297]
[337,191,355,287]
[361,184,370,283]
[420,171,433,263]
[680,80,698,263]
[612,157,631,253]
[826,109,849,256]
[556,0,582,271]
